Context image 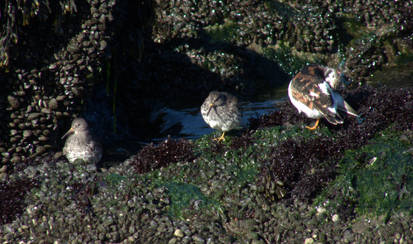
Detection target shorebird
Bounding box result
[288,64,358,130]
[62,117,102,164]
[201,91,241,142]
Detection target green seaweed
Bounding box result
[315,128,413,220]
[227,147,259,186]
[370,61,413,88]
[263,0,297,18]
[104,173,127,187]
[204,20,241,44]
[395,53,413,65]
[253,125,333,150]
[162,181,220,219]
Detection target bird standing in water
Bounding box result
[201,91,241,142]
[62,118,102,164]
[288,64,358,130]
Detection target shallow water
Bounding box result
[369,62,413,88]
[150,84,289,141]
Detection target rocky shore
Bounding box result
[1,0,413,242]
[1,85,413,242]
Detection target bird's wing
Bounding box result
[292,73,343,124]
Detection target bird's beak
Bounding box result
[340,74,350,87]
[61,127,74,139]
[337,70,350,88]
[206,103,214,116]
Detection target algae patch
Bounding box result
[163,181,220,218]
[104,173,127,187]
[370,62,413,88]
[204,20,241,44]
[315,129,413,219]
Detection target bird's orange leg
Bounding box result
[305,119,320,130]
[213,132,226,142]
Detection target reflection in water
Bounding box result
[151,94,288,141]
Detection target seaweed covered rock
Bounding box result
[1,0,412,178]
[128,138,195,174]
[152,0,413,85]
[0,178,39,225]
[152,0,339,52]
[1,87,413,243]
[255,86,413,201]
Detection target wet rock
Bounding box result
[0,165,7,173]
[27,113,42,120]
[168,238,178,244]
[48,98,58,110]
[22,130,32,138]
[10,155,20,164]
[0,1,412,242]
[174,229,184,238]
[304,238,314,244]
[38,136,48,142]
[7,96,19,109]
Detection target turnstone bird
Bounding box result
[62,118,102,164]
[288,64,358,130]
[201,91,241,142]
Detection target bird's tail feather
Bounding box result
[324,114,344,125]
[340,101,358,117]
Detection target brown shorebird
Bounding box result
[201,91,241,142]
[288,64,358,130]
[62,118,102,164]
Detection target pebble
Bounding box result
[316,206,326,216]
[343,230,354,242]
[38,136,49,142]
[10,155,21,163]
[192,235,205,243]
[56,95,66,101]
[27,113,42,120]
[7,95,19,109]
[0,172,7,181]
[168,238,178,244]
[23,130,32,138]
[48,98,58,110]
[332,214,339,222]
[41,108,51,114]
[35,146,46,154]
[304,237,314,244]
[0,165,7,173]
[1,152,10,158]
[10,129,18,136]
[174,229,184,238]
[99,40,107,50]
